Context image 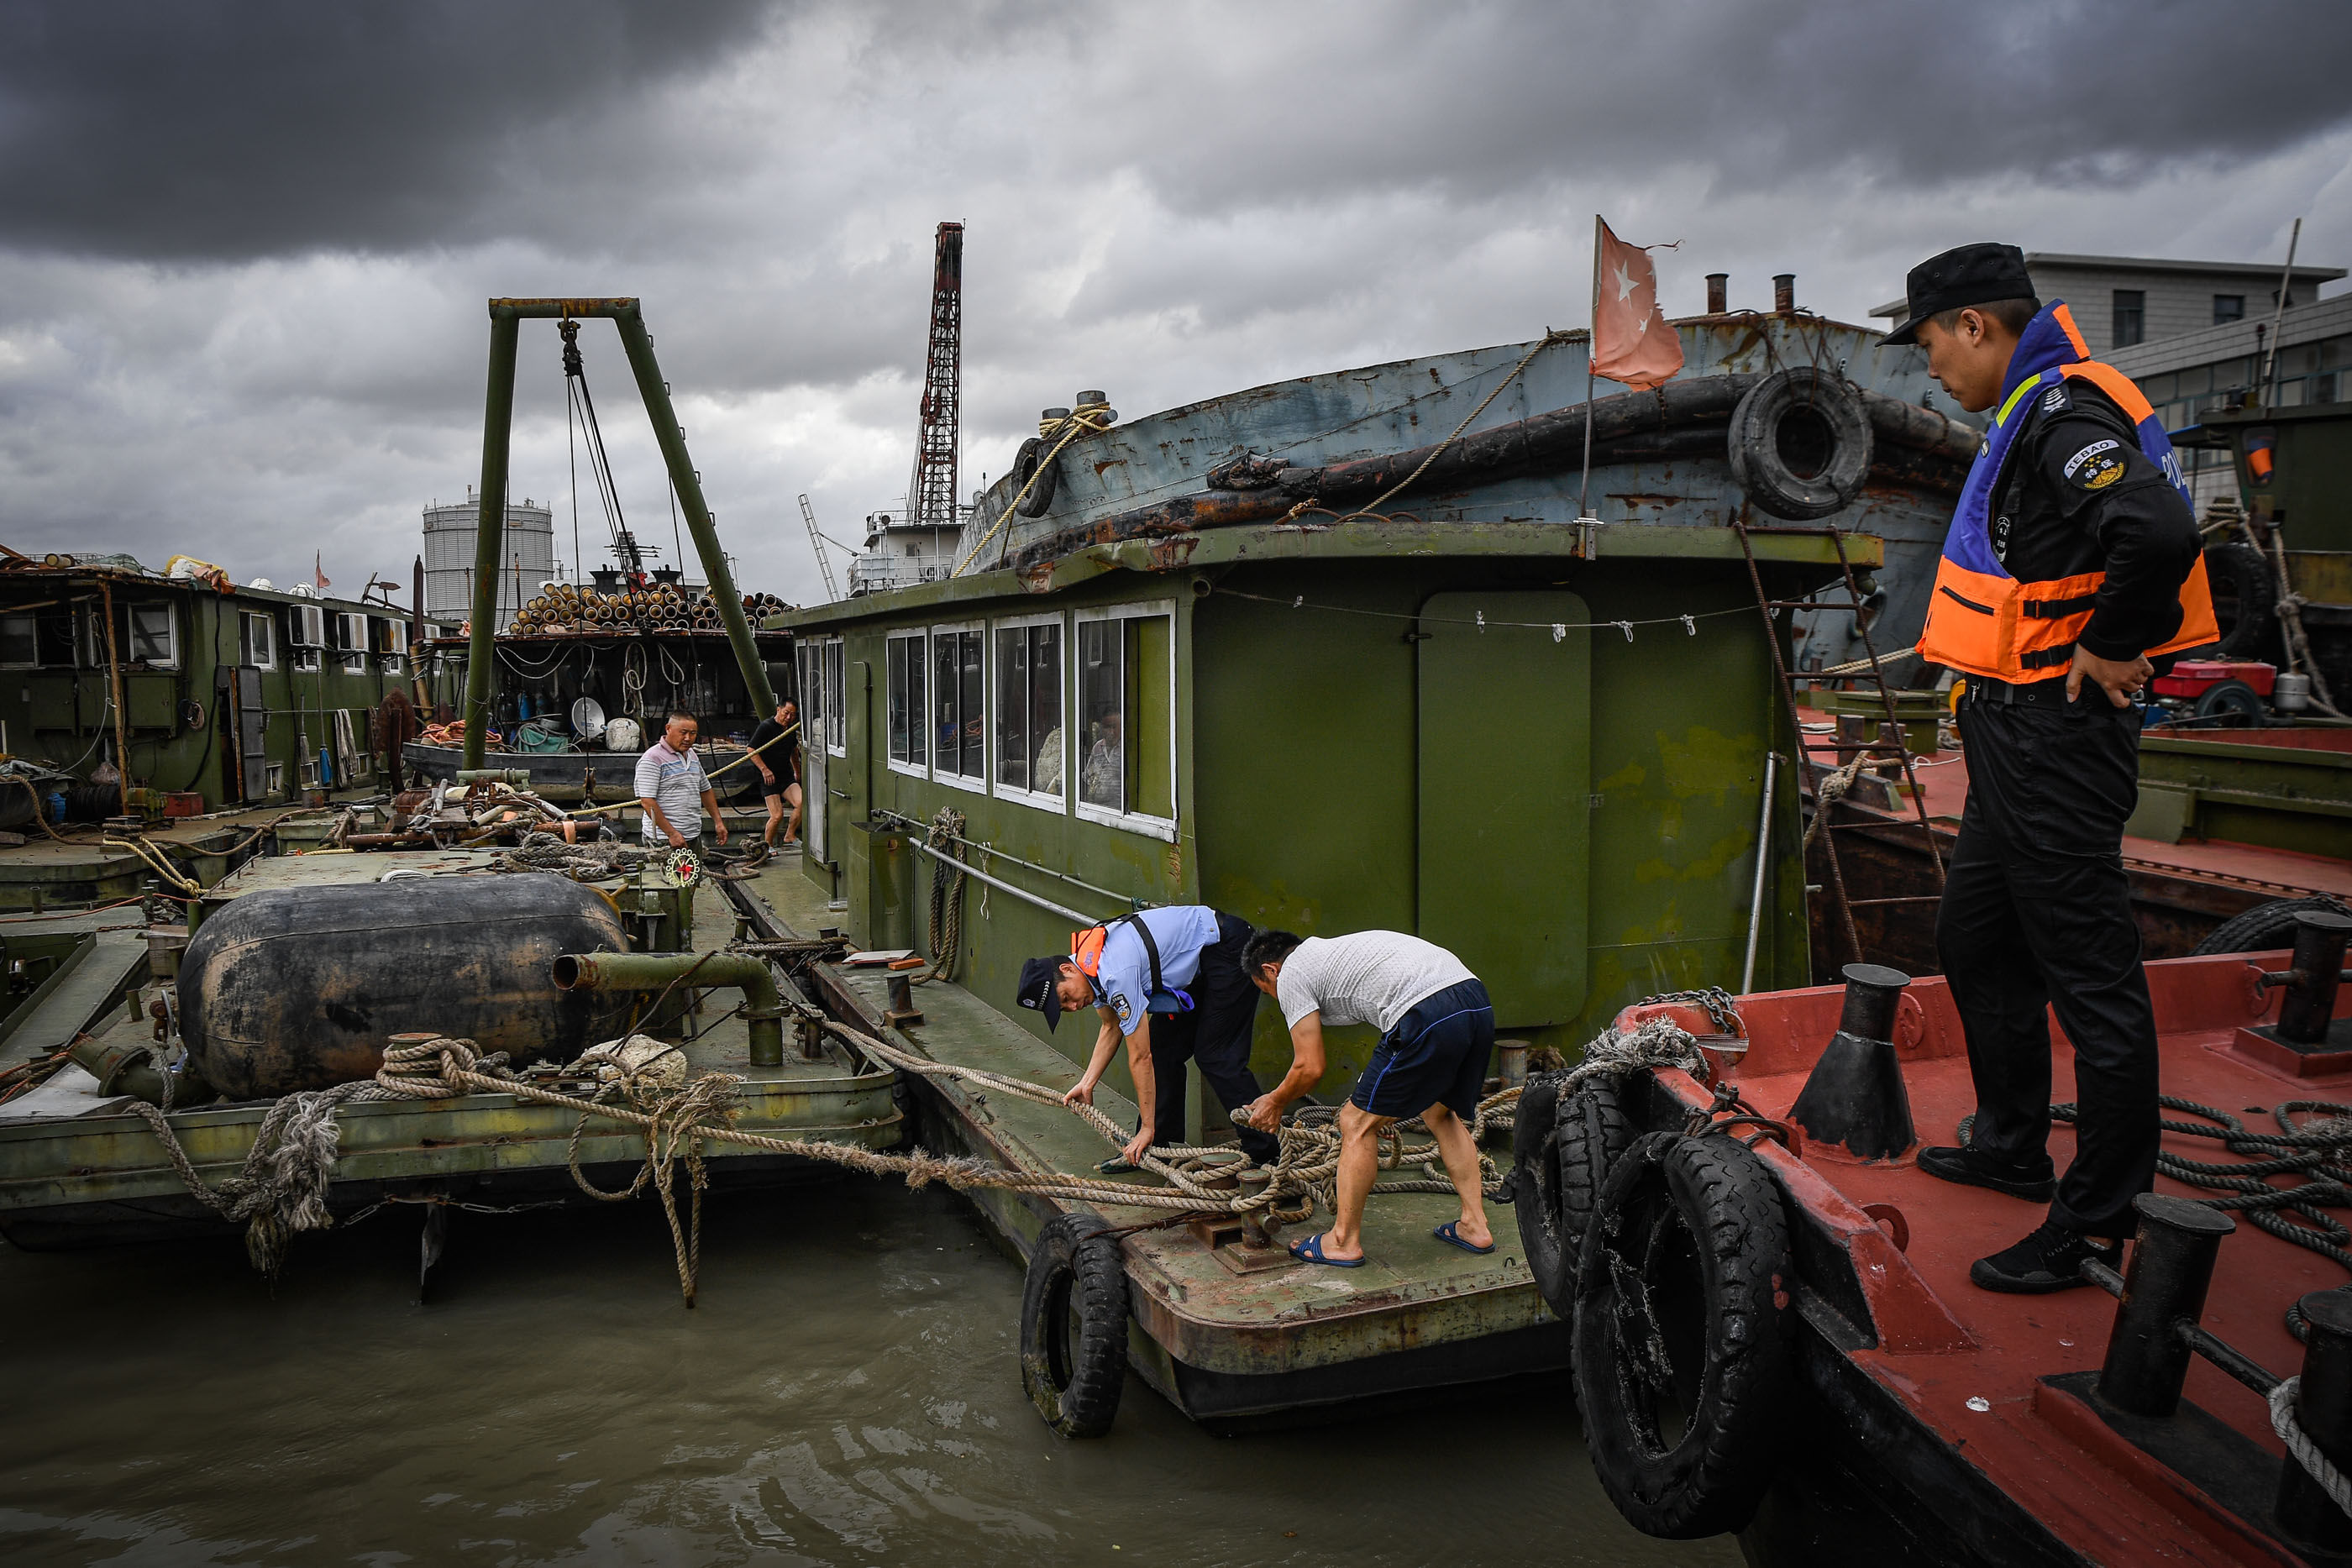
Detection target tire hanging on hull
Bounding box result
[1575,1131,1796,1539]
[1512,1072,1635,1321]
[1019,1212,1131,1438]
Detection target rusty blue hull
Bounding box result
[958,312,1982,671]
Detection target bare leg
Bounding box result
[784,783,803,844]
[763,793,783,847]
[1326,1102,1392,1260]
[1421,1104,1491,1248]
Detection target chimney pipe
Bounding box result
[1706,273,1729,314]
[1773,274,1796,314]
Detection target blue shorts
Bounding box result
[1348,979,1494,1121]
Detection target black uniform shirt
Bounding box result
[1988,378,2202,663]
[748,718,799,787]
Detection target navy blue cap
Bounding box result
[1016,956,1067,1030]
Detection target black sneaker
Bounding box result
[1971,1222,2122,1293]
[1917,1144,2056,1202]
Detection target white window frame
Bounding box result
[991,610,1067,814]
[885,628,929,779]
[1072,600,1179,842]
[288,603,325,648]
[292,647,323,673]
[823,638,846,757]
[332,611,367,673]
[927,620,987,794]
[265,762,286,795]
[0,612,38,670]
[127,602,178,669]
[800,637,834,760]
[239,611,276,671]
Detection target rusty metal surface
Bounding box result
[956,312,1977,671]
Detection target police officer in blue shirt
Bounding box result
[1015,905,1277,1170]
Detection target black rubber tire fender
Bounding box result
[1726,366,1874,521]
[1011,436,1062,519]
[2192,896,2352,957]
[1018,1212,1130,1438]
[1574,1131,1795,1539]
[1513,1072,1635,1320]
[2202,542,2276,660]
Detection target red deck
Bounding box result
[1627,952,2352,1566]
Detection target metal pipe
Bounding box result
[1741,751,1778,992]
[1706,273,1729,314]
[2278,911,2352,1045]
[873,810,1143,910]
[551,950,785,1067]
[463,308,522,770]
[2265,217,2302,407]
[1773,274,1796,314]
[2279,1287,2352,1549]
[2096,1192,2236,1417]
[612,308,775,715]
[894,831,1103,927]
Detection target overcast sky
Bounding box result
[3,0,2348,605]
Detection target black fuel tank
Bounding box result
[178,873,630,1099]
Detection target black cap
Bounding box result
[1016,955,1068,1030]
[1882,243,2040,345]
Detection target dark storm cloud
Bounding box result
[0,0,775,259]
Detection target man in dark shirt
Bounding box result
[747,698,802,851]
[1887,243,2211,1293]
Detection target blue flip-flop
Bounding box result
[1433,1220,1496,1256]
[1289,1233,1366,1268]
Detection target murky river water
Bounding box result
[1,1182,1742,1567]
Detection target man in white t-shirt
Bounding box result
[1236,928,1494,1268]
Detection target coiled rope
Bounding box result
[952,406,1113,577]
[919,807,968,983]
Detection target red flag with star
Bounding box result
[1591,219,1683,389]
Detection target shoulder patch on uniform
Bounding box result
[2040,383,2071,414]
[2063,438,2120,479]
[1110,992,1132,1024]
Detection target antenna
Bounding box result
[799,493,840,601]
[906,222,964,537]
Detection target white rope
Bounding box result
[2271,1376,2352,1515]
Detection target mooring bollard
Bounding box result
[2276,911,2352,1046]
[2096,1193,2235,1418]
[2278,1289,2352,1549]
[1788,963,1916,1160]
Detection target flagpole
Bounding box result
[1580,214,1599,521]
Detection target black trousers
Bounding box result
[1937,679,2158,1236]
[1140,912,1278,1164]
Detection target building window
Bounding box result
[886,630,928,773]
[1074,603,1175,836]
[799,641,827,758]
[2316,373,2339,406]
[0,614,36,669]
[994,615,1064,805]
[2213,294,2245,326]
[823,639,845,755]
[2112,290,2145,349]
[929,625,985,787]
[128,604,176,668]
[239,611,276,670]
[265,763,286,795]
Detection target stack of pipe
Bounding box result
[508,583,794,635]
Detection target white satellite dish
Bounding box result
[570,696,607,739]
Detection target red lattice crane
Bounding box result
[906,221,964,534]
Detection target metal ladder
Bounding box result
[1735,521,1948,967]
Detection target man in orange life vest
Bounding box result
[1889,243,2215,1293]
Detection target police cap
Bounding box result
[1882,242,2040,345]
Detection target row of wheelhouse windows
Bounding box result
[0,600,407,674]
[799,602,1177,837]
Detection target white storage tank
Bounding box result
[422,486,555,631]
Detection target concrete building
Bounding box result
[1871,252,2344,359]
[421,489,555,631]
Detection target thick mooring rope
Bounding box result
[919,807,968,984]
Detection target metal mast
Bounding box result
[905,221,964,535]
[798,493,840,601]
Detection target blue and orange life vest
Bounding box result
[1914,301,2217,682]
